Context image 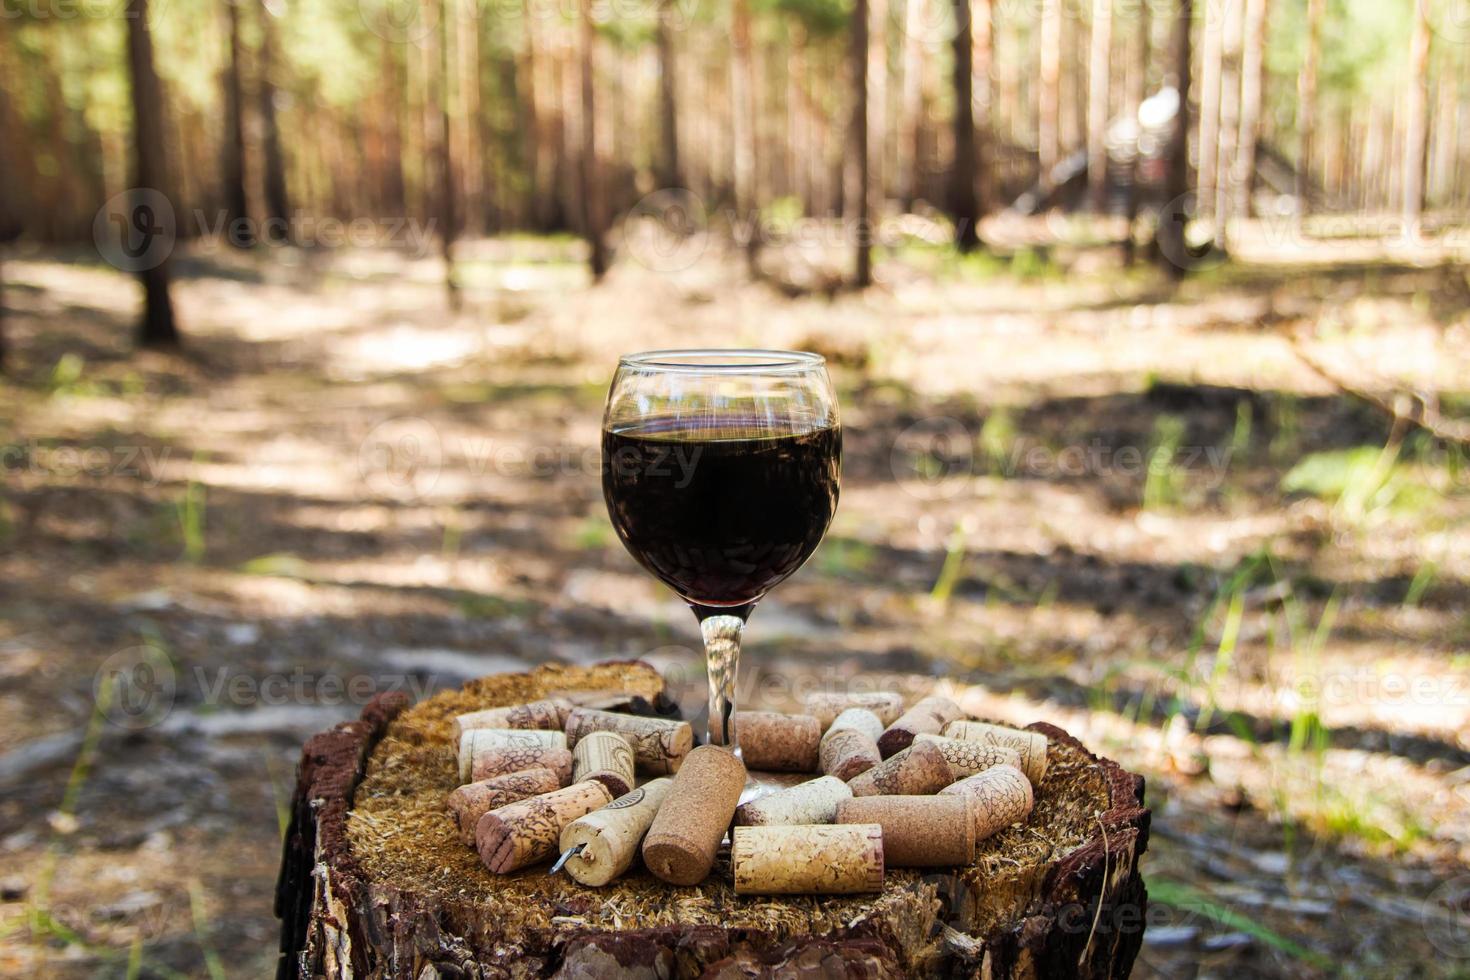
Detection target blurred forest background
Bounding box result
[1,0,1469,976]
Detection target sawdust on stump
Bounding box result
[347,661,1116,959]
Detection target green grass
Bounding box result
[1280,444,1430,520]
[237,552,311,578]
[1148,880,1333,970]
[1143,414,1188,510]
[455,592,534,620]
[929,523,969,605]
[979,407,1018,474]
[814,536,876,579]
[569,515,613,551]
[176,477,207,564]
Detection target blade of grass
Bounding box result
[1149,879,1332,970]
[188,879,228,980]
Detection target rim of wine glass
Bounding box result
[618,348,826,372]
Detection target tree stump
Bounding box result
[276,662,1150,979]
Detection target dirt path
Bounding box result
[1,232,1467,977]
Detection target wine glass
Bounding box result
[602,349,841,753]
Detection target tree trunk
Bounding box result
[950,0,982,251]
[125,0,180,349]
[1086,0,1112,212]
[731,0,759,274]
[1195,0,1223,218]
[851,0,873,286]
[897,0,926,211]
[655,0,681,189]
[579,0,609,280]
[456,0,484,236]
[1402,0,1431,228]
[868,0,888,210]
[1153,0,1193,279]
[1121,0,1150,263]
[221,0,253,248]
[1295,0,1323,220]
[257,0,291,242]
[1037,0,1062,190]
[971,0,993,213]
[432,0,461,308]
[1229,0,1266,222]
[275,661,1152,979]
[1212,0,1242,238]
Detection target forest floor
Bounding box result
[1,218,1469,978]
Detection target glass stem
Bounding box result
[698,613,746,752]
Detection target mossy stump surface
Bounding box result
[276,661,1150,979]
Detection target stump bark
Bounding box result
[276,662,1150,979]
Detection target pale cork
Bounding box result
[941,720,1049,784]
[827,707,885,741]
[475,781,613,874]
[912,734,1024,778]
[572,730,637,797]
[846,739,954,797]
[877,695,965,758]
[452,698,573,740]
[469,745,574,785]
[735,711,822,772]
[734,775,853,826]
[732,824,885,895]
[457,729,567,782]
[564,708,693,775]
[641,745,746,885]
[836,795,975,867]
[939,764,1035,841]
[803,691,905,729]
[446,768,562,844]
[819,714,883,781]
[559,778,674,887]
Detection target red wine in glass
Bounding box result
[601,351,841,752]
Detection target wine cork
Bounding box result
[939,764,1035,841]
[912,734,1023,779]
[877,695,964,757]
[847,740,954,797]
[458,729,567,782]
[734,775,852,826]
[641,745,747,885]
[564,708,693,775]
[819,707,884,780]
[941,720,1049,784]
[572,730,637,797]
[819,729,881,781]
[475,781,613,874]
[836,795,975,867]
[830,707,885,740]
[446,768,562,844]
[732,824,885,895]
[452,698,572,740]
[803,691,905,729]
[558,778,674,887]
[735,711,822,772]
[470,745,574,785]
